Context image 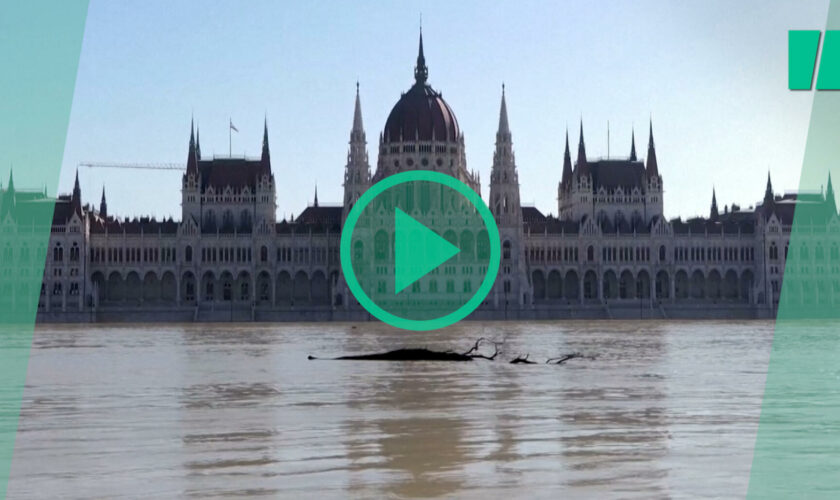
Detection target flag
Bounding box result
[229,119,238,133]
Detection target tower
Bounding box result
[568,121,593,221]
[342,82,371,223]
[558,129,573,217]
[181,119,201,224]
[488,86,529,307]
[256,118,277,227]
[645,120,664,220]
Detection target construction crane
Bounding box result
[78,162,184,171]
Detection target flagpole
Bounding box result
[229,118,232,156]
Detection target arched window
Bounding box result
[354,241,364,262]
[769,242,778,260]
[503,240,511,260]
[587,245,594,262]
[260,246,268,263]
[53,243,63,262]
[374,231,389,261]
[659,245,666,262]
[185,246,193,262]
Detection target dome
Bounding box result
[382,32,460,144]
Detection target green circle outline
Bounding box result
[340,170,501,331]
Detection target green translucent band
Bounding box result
[0,1,88,497]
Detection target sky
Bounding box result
[18,0,831,221]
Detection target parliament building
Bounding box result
[3,33,837,322]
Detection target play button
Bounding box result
[340,170,501,331]
[394,208,460,294]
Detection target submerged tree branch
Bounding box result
[308,338,501,362]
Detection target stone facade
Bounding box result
[1,34,836,322]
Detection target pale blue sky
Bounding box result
[38,0,830,220]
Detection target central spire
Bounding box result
[497,83,510,138]
[414,29,428,85]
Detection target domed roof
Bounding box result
[383,32,460,143]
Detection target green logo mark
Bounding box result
[789,30,840,90]
[340,170,501,331]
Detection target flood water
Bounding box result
[8,321,773,499]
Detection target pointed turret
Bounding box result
[351,82,365,142]
[827,172,837,216]
[195,125,201,160]
[630,128,637,161]
[414,29,428,85]
[710,188,719,220]
[260,117,271,173]
[561,128,573,189]
[100,186,108,218]
[71,169,82,214]
[313,185,319,207]
[646,120,659,178]
[497,84,511,142]
[764,172,774,208]
[0,169,14,218]
[576,120,589,176]
[186,119,198,176]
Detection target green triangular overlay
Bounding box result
[748,1,840,497]
[394,208,460,294]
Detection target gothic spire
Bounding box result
[313,185,319,207]
[764,171,774,207]
[576,120,589,176]
[827,172,836,216]
[261,118,271,171]
[710,188,719,220]
[195,125,201,160]
[186,119,198,175]
[497,84,510,140]
[100,186,108,218]
[71,169,82,214]
[630,127,637,161]
[414,29,428,85]
[561,128,573,188]
[646,119,659,178]
[352,81,364,133]
[0,168,14,218]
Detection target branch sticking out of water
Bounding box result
[510,354,537,364]
[546,353,584,365]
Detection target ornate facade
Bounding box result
[3,33,837,322]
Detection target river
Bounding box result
[8,320,772,499]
